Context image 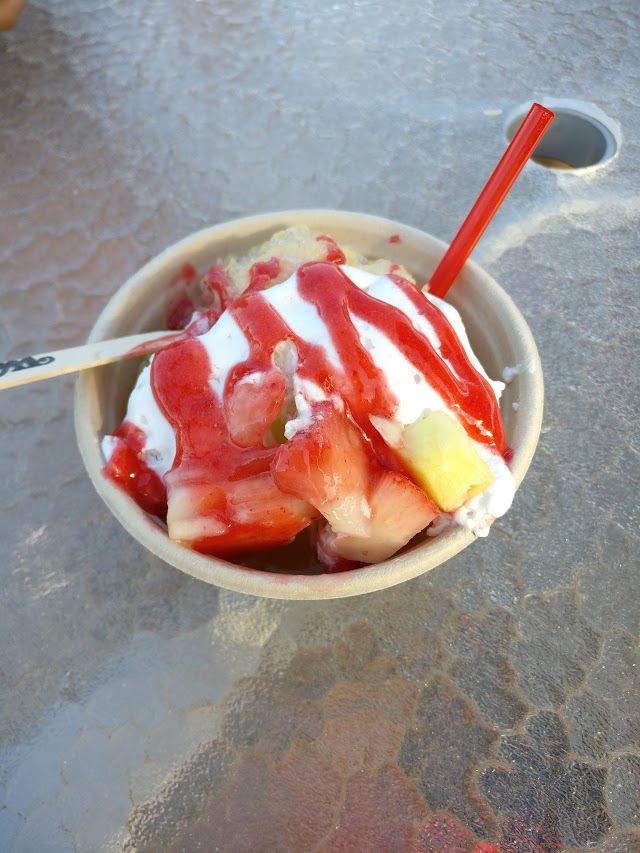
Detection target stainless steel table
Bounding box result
[1,2,639,851]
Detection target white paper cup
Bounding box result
[75,210,543,599]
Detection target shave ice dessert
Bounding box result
[101,227,514,572]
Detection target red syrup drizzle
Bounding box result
[230,265,402,472]
[296,265,502,451]
[316,234,347,264]
[150,335,319,554]
[200,263,233,317]
[165,262,197,330]
[388,274,505,452]
[246,256,281,292]
[106,260,506,556]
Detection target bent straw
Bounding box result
[428,103,555,299]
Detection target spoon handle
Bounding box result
[0,330,181,390]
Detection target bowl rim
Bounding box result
[75,208,543,599]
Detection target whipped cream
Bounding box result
[103,264,514,536]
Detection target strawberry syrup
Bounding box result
[106,259,505,556]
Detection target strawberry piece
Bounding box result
[224,367,288,448]
[103,422,167,519]
[320,469,438,566]
[271,402,372,536]
[167,472,318,555]
[167,480,230,546]
[225,474,319,534]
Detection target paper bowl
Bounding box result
[75,210,543,599]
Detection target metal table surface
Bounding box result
[1,2,639,851]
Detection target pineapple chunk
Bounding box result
[398,411,493,512]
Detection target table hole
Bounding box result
[506,105,618,172]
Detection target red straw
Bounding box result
[428,103,554,298]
